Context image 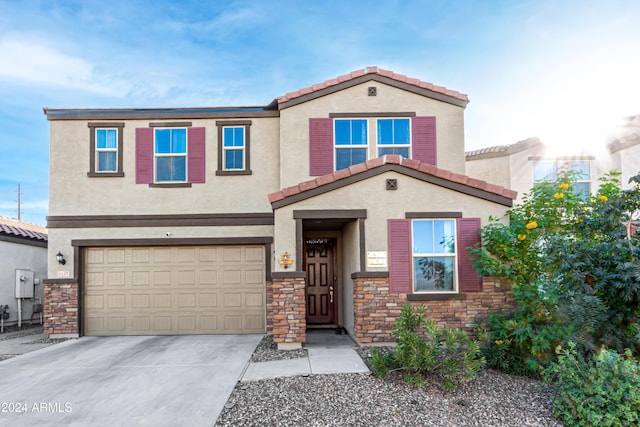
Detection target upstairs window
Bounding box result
[155,128,187,182]
[310,116,435,176]
[377,118,410,157]
[216,120,252,176]
[88,122,124,177]
[96,129,118,172]
[533,159,591,197]
[335,119,368,170]
[223,127,245,170]
[412,219,457,292]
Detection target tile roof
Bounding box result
[268,155,517,206]
[609,115,640,154]
[277,66,469,104]
[465,137,543,160]
[0,217,48,242]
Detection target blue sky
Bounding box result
[0,0,639,225]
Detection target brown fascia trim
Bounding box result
[45,109,280,121]
[278,74,469,110]
[293,209,367,219]
[271,271,307,279]
[272,165,513,209]
[329,112,416,118]
[0,234,48,248]
[71,236,273,247]
[406,212,462,219]
[351,271,389,279]
[149,122,192,127]
[407,293,467,301]
[47,213,274,228]
[43,278,79,285]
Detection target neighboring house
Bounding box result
[466,115,640,202]
[44,67,516,347]
[0,217,47,328]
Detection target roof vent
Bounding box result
[368,86,377,96]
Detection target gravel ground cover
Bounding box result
[250,334,308,363]
[217,340,562,426]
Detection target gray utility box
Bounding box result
[15,269,35,299]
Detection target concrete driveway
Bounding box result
[0,334,262,427]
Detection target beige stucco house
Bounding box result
[0,217,47,328]
[466,115,640,202]
[44,67,516,348]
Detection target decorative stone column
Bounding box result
[271,272,306,349]
[43,279,79,337]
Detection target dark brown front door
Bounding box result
[305,239,336,325]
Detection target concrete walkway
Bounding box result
[242,329,370,381]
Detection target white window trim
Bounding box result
[533,159,592,194]
[222,126,246,171]
[411,219,458,294]
[154,128,188,183]
[334,118,369,170]
[95,128,118,173]
[376,118,412,158]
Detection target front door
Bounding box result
[305,239,336,325]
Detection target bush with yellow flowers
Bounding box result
[470,170,640,379]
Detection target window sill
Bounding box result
[216,170,252,176]
[148,183,192,188]
[407,293,466,301]
[87,172,124,178]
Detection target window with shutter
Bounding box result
[135,127,206,184]
[387,216,482,294]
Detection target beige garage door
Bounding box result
[84,245,266,336]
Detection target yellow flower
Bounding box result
[575,218,584,224]
[525,221,538,230]
[554,192,564,199]
[597,195,608,202]
[558,183,570,190]
[495,340,504,345]
[517,234,526,241]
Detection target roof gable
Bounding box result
[277,67,469,110]
[268,155,516,209]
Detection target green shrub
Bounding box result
[542,342,640,427]
[371,304,484,391]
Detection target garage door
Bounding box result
[84,245,266,336]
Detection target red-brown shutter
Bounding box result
[187,127,206,183]
[309,118,333,176]
[388,219,412,294]
[135,128,154,184]
[457,218,482,292]
[412,116,436,165]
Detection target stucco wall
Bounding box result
[466,156,511,190]
[613,144,640,188]
[0,240,47,325]
[273,171,509,273]
[279,81,466,188]
[341,220,359,333]
[48,117,280,216]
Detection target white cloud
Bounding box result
[0,37,131,97]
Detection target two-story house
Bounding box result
[44,67,516,348]
[466,115,640,202]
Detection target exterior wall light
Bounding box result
[56,251,66,265]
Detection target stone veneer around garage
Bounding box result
[352,274,515,343]
[43,279,79,337]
